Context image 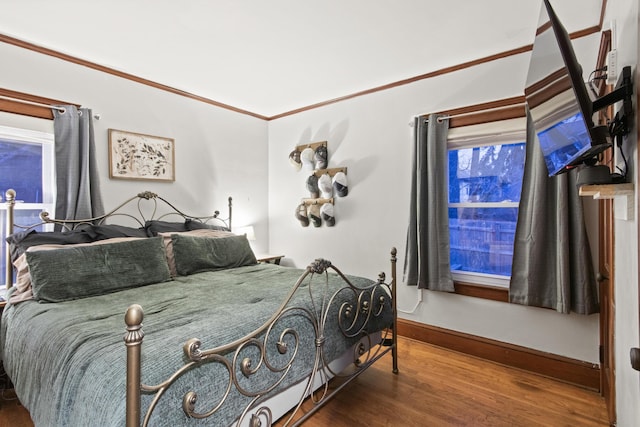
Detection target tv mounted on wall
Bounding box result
[525,0,632,180]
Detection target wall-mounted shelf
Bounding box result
[579,183,633,198]
[313,167,347,178]
[294,141,327,152]
[290,140,346,227]
[301,197,334,206]
[579,183,634,220]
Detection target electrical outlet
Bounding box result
[606,49,618,85]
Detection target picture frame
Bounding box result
[108,129,175,182]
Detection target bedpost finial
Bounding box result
[5,188,15,202]
[124,304,144,345]
[125,304,144,326]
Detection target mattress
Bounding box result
[0,263,392,426]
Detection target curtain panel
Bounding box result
[53,105,104,224]
[404,115,454,292]
[509,110,598,314]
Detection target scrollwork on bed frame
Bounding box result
[37,191,231,231]
[3,189,232,288]
[124,248,398,427]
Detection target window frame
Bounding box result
[437,96,527,301]
[0,90,76,288]
[447,137,525,287]
[0,124,56,287]
[0,124,56,205]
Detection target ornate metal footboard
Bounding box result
[124,248,398,427]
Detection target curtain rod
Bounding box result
[0,95,100,120]
[410,102,526,126]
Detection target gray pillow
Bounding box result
[6,229,94,264]
[27,237,171,302]
[171,234,257,276]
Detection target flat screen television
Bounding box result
[525,0,612,176]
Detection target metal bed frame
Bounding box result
[4,190,398,426]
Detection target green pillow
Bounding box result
[27,237,171,302]
[171,234,257,275]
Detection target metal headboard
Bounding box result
[4,190,233,288]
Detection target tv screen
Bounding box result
[537,111,591,176]
[525,0,611,176]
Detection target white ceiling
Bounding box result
[1,0,604,118]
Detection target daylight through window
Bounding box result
[448,132,526,287]
[0,125,55,286]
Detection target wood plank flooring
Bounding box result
[0,336,608,427]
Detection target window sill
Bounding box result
[453,281,509,303]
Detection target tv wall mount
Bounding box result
[593,65,633,141]
[579,65,633,185]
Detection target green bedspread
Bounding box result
[0,263,391,426]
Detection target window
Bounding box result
[0,125,55,286]
[446,120,526,288]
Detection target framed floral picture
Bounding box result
[108,129,175,182]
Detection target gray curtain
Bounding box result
[404,115,454,291]
[53,105,104,224]
[509,110,598,314]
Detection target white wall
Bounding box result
[0,42,270,254]
[604,0,640,424]
[268,39,603,364]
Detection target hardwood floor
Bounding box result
[0,336,608,427]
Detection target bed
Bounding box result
[0,190,398,426]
